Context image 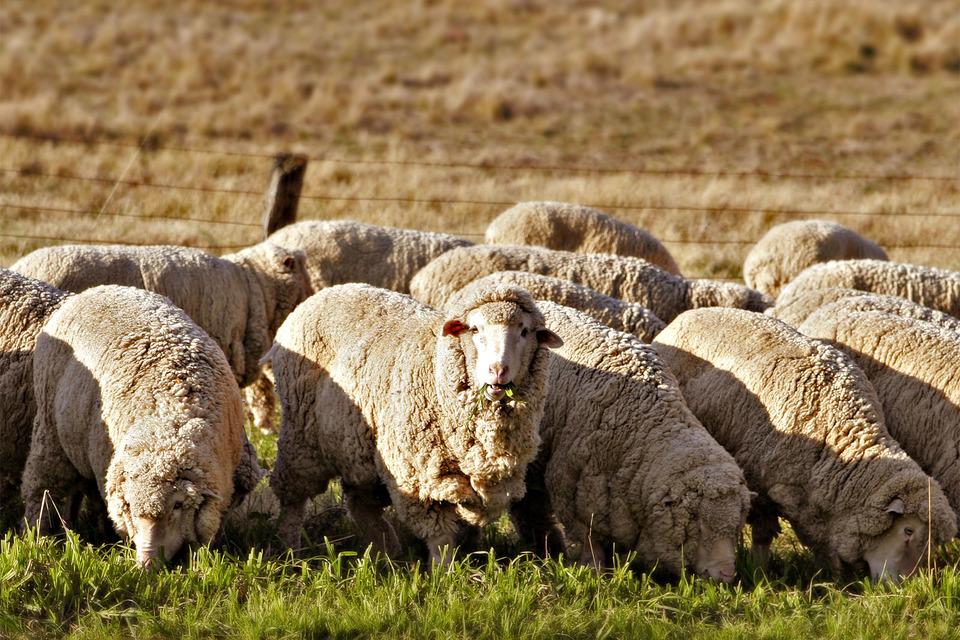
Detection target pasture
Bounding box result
[1,0,959,638]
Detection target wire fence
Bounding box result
[2,131,959,255]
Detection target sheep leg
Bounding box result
[749,511,781,570]
[243,369,278,435]
[276,499,308,551]
[20,416,83,536]
[341,482,401,558]
[578,530,607,571]
[427,531,458,567]
[510,486,567,558]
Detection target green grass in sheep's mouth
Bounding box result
[470,382,526,419]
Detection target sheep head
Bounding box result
[130,477,221,569]
[437,283,562,487]
[442,284,562,404]
[827,467,956,583]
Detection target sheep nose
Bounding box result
[489,364,509,384]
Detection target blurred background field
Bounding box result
[1,0,958,276]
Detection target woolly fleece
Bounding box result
[267,220,472,293]
[509,300,751,577]
[767,288,960,333]
[485,201,682,276]
[0,268,71,508]
[409,244,772,323]
[777,259,960,318]
[11,241,313,388]
[21,285,245,553]
[457,271,665,342]
[653,307,956,572]
[268,283,556,558]
[743,220,887,298]
[799,306,960,523]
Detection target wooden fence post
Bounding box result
[262,153,308,239]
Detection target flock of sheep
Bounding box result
[1,201,958,585]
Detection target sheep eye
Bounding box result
[173,502,183,511]
[520,328,529,337]
[904,526,914,536]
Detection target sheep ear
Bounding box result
[537,328,563,348]
[886,498,904,515]
[282,256,297,272]
[202,489,223,502]
[442,319,467,336]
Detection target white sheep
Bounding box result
[454,271,665,342]
[409,244,772,323]
[767,288,960,334]
[11,241,313,434]
[21,285,247,567]
[743,220,888,298]
[0,268,71,513]
[266,219,473,293]
[798,305,960,525]
[485,201,682,276]
[266,282,562,563]
[653,307,956,582]
[777,259,960,318]
[499,299,751,582]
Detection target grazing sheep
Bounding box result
[768,288,960,334]
[267,283,562,563]
[12,241,312,388]
[0,268,71,512]
[653,308,956,582]
[11,241,313,434]
[266,219,473,293]
[456,271,666,342]
[485,201,682,276]
[409,244,772,323]
[21,285,247,567]
[777,259,960,318]
[743,220,887,298]
[502,300,751,581]
[798,306,960,524]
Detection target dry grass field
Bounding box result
[1,0,958,277]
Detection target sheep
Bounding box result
[498,299,752,582]
[455,271,666,342]
[0,268,71,513]
[743,220,888,298]
[485,201,682,276]
[798,305,960,524]
[767,288,960,334]
[266,219,473,293]
[21,285,247,568]
[266,282,562,563]
[409,244,772,323]
[652,307,957,582]
[11,241,313,434]
[777,259,960,318]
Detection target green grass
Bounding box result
[2,528,958,640]
[3,477,959,640]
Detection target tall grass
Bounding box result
[3,525,959,640]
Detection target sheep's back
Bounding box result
[486,202,681,276]
[778,259,960,318]
[268,220,472,292]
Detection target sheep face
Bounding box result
[443,301,562,402]
[693,520,738,583]
[129,478,208,569]
[861,504,927,583]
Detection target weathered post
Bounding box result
[262,153,308,239]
